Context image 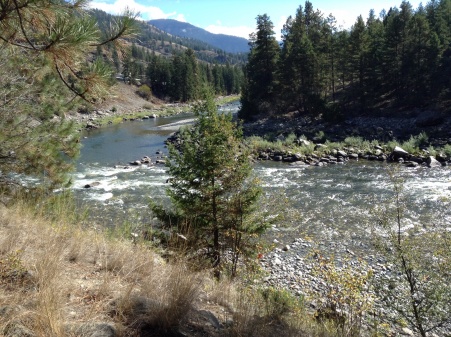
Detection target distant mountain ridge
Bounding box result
[148,19,250,54]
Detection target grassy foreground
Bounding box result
[0,200,348,337]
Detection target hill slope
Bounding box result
[148,19,250,54]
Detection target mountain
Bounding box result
[148,19,250,54]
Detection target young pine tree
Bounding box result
[152,89,265,278]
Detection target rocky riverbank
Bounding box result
[255,143,451,168]
[258,236,450,337]
[242,110,451,148]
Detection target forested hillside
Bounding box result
[240,0,451,121]
[148,19,250,53]
[91,9,245,101]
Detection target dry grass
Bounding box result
[0,201,351,337]
[0,201,219,337]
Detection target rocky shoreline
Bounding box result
[255,143,451,168]
[242,110,451,148]
[258,236,450,337]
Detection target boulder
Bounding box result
[259,152,270,160]
[426,156,441,168]
[84,182,101,188]
[392,146,409,157]
[86,122,98,130]
[337,150,347,157]
[290,161,306,167]
[436,153,448,162]
[129,160,141,166]
[141,156,151,164]
[298,139,311,147]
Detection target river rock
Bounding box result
[436,153,448,162]
[426,156,441,168]
[86,122,98,130]
[392,146,409,157]
[141,156,151,164]
[337,150,347,157]
[290,161,306,167]
[84,182,101,188]
[129,160,141,166]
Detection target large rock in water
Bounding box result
[84,182,101,188]
[426,156,442,168]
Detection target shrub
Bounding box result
[137,84,152,100]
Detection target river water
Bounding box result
[73,105,451,251]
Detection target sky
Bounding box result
[90,0,424,39]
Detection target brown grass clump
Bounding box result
[0,202,166,336]
[0,201,351,337]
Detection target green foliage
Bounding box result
[0,1,136,189]
[309,252,374,336]
[372,169,451,337]
[314,130,326,142]
[260,287,303,320]
[152,89,266,278]
[137,84,152,100]
[239,14,280,120]
[242,0,451,119]
[442,144,451,158]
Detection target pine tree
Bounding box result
[0,0,136,189]
[239,14,279,120]
[153,89,264,277]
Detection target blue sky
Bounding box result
[90,0,423,39]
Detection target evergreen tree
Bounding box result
[0,0,135,189]
[349,15,369,110]
[152,89,264,277]
[239,14,279,120]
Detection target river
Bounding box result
[73,104,451,252]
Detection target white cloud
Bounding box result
[89,0,177,20]
[174,13,187,22]
[204,24,253,39]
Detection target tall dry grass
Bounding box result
[0,201,191,336]
[0,199,359,337]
